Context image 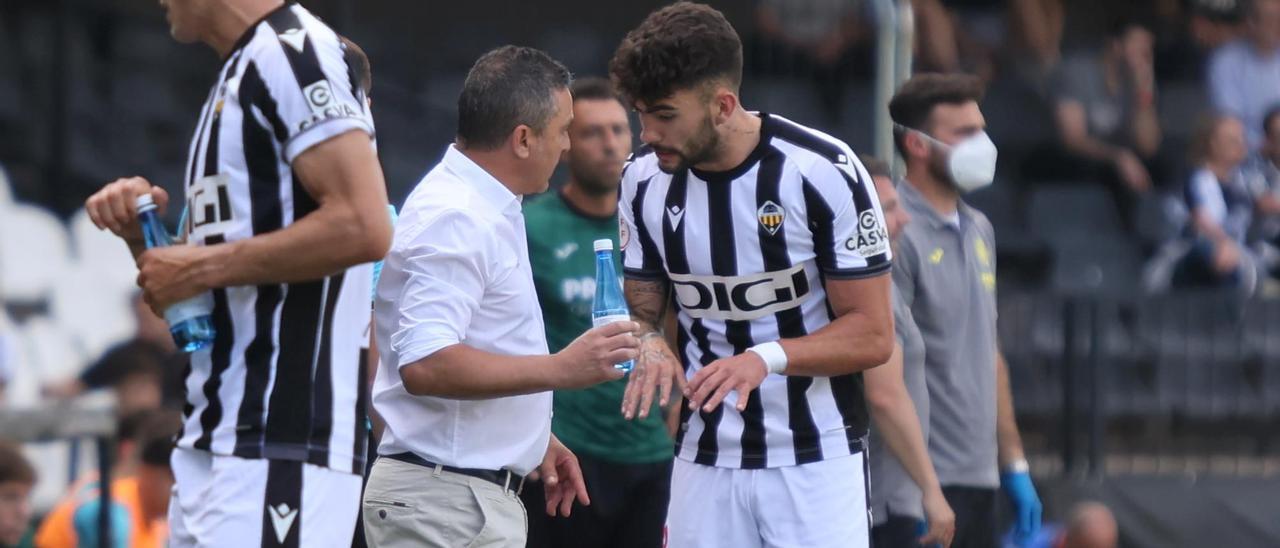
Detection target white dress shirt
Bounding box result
[372,144,552,476]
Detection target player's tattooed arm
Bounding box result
[621,277,685,420]
[625,278,670,336]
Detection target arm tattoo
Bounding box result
[625,278,669,334]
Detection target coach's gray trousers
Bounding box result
[362,457,527,547]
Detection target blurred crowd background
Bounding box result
[1,0,1280,546]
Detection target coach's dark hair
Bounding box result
[0,440,34,486]
[339,36,372,97]
[571,77,621,105]
[609,2,743,106]
[888,73,985,158]
[457,45,572,151]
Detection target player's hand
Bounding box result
[919,488,956,547]
[85,177,169,243]
[685,351,768,414]
[1000,470,1042,545]
[136,245,212,314]
[553,322,637,389]
[538,435,589,517]
[621,332,686,420]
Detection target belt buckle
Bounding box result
[501,470,525,495]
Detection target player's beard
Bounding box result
[656,115,720,174]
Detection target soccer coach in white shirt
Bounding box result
[362,46,641,548]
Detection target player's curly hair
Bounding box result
[608,2,743,107]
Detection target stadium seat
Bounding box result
[1028,184,1125,242]
[1047,235,1143,298]
[1134,191,1187,246]
[0,203,71,303]
[50,268,135,362]
[5,317,88,408]
[68,208,139,291]
[998,291,1068,416]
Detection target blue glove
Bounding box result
[1001,470,1042,545]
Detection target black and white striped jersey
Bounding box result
[619,113,892,469]
[175,2,374,474]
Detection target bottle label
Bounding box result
[165,293,215,325]
[592,313,631,328]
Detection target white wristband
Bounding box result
[747,341,788,375]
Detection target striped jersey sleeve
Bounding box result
[776,125,892,279]
[619,147,666,280]
[243,9,374,163]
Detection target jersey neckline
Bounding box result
[689,112,774,183]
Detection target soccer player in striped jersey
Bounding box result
[610,4,894,547]
[84,1,392,546]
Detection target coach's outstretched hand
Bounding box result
[621,333,685,420]
[537,435,589,518]
[1000,470,1042,545]
[685,351,769,414]
[555,321,637,389]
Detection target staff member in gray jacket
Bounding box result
[363,46,640,548]
[859,156,955,548]
[887,73,1042,548]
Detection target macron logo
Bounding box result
[278,28,307,53]
[269,503,298,544]
[667,205,685,230]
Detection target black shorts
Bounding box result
[521,453,673,548]
[942,485,998,548]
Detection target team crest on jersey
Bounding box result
[757,201,785,235]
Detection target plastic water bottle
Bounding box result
[136,194,216,353]
[591,238,634,372]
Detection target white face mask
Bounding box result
[910,128,999,192]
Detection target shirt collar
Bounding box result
[442,144,522,217]
[898,178,960,231]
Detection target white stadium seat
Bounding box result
[50,268,136,361]
[68,207,139,292]
[0,204,71,303]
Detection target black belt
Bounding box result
[384,452,525,494]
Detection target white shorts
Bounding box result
[666,453,870,548]
[167,447,362,548]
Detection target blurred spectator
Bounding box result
[1008,0,1066,75]
[1187,0,1245,51]
[0,441,34,548]
[914,0,1065,82]
[43,293,182,412]
[34,410,177,548]
[1002,501,1118,548]
[1048,17,1162,218]
[751,0,869,116]
[1208,0,1280,148]
[1173,114,1255,289]
[1241,106,1280,251]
